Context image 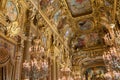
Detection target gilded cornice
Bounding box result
[72,48,105,66]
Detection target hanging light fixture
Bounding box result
[58,64,73,80]
[103,47,120,79]
[23,39,48,79]
[23,21,48,79]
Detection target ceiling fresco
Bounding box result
[71,32,103,50]
[37,0,119,71]
[6,0,18,21]
[66,0,93,17]
[39,0,61,19]
[77,18,94,32]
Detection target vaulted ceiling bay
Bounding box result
[0,0,120,80]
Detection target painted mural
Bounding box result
[63,24,73,40]
[52,9,68,30]
[41,34,47,48]
[78,19,94,31]
[74,32,102,49]
[53,9,62,25]
[6,0,18,21]
[39,0,51,10]
[85,66,106,80]
[66,0,92,17]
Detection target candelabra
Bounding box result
[22,38,48,80]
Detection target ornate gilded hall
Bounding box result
[0,0,120,80]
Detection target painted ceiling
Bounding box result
[3,0,119,70]
[37,0,118,67]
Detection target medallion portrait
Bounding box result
[78,19,94,31]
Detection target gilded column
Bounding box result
[56,61,59,80]
[53,58,57,80]
[22,12,32,79]
[15,39,24,80]
[48,58,51,80]
[23,21,31,62]
[50,50,57,80]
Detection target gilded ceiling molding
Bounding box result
[69,0,118,68]
[29,0,70,53]
[72,48,105,66]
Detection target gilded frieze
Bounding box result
[72,49,105,66]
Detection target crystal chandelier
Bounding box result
[23,37,48,80]
[102,21,120,79]
[103,47,120,70]
[103,47,120,79]
[58,65,73,80]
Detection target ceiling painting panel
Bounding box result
[66,0,93,17]
[39,0,61,19]
[72,32,102,49]
[77,18,94,32]
[6,0,18,21]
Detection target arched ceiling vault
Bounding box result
[30,0,119,69]
[0,1,119,78]
[1,0,119,71]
